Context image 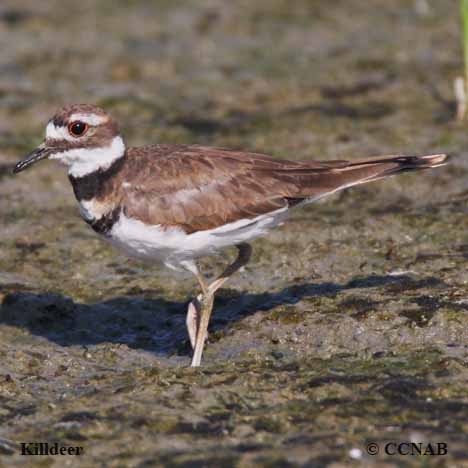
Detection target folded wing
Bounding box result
[119,145,447,233]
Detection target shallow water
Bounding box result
[0,0,467,466]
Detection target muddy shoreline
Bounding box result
[0,0,467,466]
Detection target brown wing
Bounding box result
[117,145,447,233]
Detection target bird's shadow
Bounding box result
[0,274,445,357]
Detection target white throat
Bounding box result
[49,136,125,178]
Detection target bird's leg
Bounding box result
[207,243,252,296]
[190,293,214,367]
[186,263,209,349]
[186,299,201,350]
[193,264,209,296]
[191,243,252,367]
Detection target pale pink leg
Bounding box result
[190,243,252,367]
[186,294,202,349]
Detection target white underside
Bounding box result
[75,165,381,272]
[84,179,368,272]
[107,207,289,271]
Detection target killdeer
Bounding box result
[13,104,448,366]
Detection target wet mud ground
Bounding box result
[0,0,467,466]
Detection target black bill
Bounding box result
[13,144,54,173]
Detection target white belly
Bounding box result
[107,208,288,270]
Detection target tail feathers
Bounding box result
[334,153,448,187]
[342,153,447,168]
[340,152,446,173]
[290,153,449,202]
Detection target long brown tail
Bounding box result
[331,153,448,182]
[292,153,449,201]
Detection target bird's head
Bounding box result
[14,104,125,177]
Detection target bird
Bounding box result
[13,104,448,366]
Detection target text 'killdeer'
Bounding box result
[13,104,448,366]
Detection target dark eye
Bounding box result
[68,121,88,137]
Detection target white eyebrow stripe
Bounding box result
[69,113,108,126]
[45,122,75,141]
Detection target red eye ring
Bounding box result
[68,121,88,137]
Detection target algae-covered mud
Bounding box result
[0,0,467,466]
